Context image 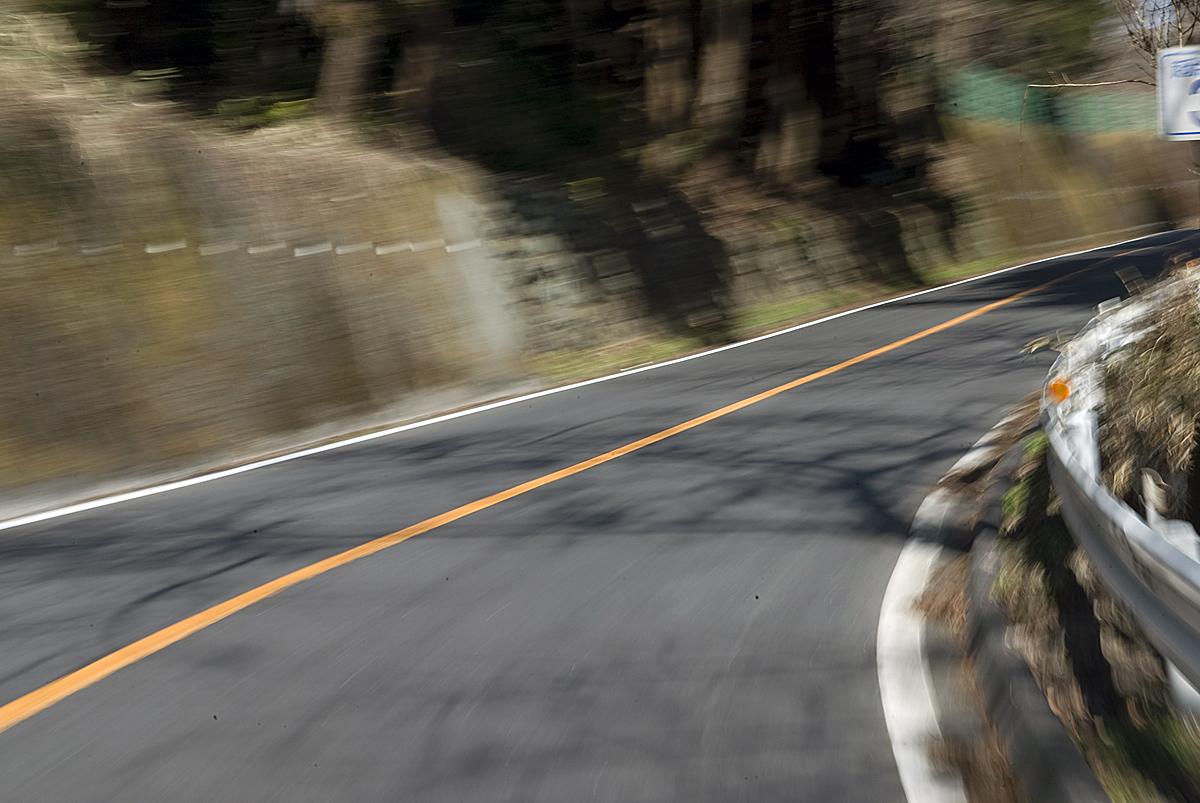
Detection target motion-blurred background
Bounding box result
[0,0,1188,508]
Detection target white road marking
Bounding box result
[144,240,187,254]
[293,242,332,257]
[878,490,968,803]
[878,408,1026,802]
[13,242,59,256]
[247,242,286,255]
[0,228,1179,532]
[79,243,124,256]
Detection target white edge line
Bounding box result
[878,490,968,803]
[878,412,1023,802]
[0,228,1179,532]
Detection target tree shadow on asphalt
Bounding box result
[897,234,1199,315]
[0,243,1164,711]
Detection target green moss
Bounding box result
[1084,715,1200,803]
[216,95,312,129]
[529,334,705,383]
[264,98,313,126]
[731,285,892,337]
[1023,431,1049,458]
[919,255,1014,286]
[1002,478,1032,526]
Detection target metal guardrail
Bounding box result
[1043,290,1200,696]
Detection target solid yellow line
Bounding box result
[0,265,1090,735]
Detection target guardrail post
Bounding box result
[1167,662,1200,713]
[1072,410,1101,477]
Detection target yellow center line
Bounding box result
[0,263,1092,736]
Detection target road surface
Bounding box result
[1,231,1196,801]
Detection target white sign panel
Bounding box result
[1159,46,1200,140]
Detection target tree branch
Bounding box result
[1026,78,1154,88]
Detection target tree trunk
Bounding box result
[754,0,817,182]
[644,0,695,132]
[692,0,752,146]
[393,40,439,120]
[317,31,378,118]
[799,0,845,176]
[565,0,608,69]
[392,3,448,126]
[313,2,381,120]
[833,0,891,132]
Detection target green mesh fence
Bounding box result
[945,67,1156,132]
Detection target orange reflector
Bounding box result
[1047,378,1071,404]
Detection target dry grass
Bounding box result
[1101,268,1200,518]
[999,432,1200,802]
[945,118,1191,255]
[913,404,1200,802]
[919,554,973,638]
[930,671,1029,803]
[918,397,1040,803]
[919,556,1027,803]
[940,392,1041,492]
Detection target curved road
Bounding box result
[1,231,1196,801]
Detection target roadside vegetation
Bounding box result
[1,0,1193,503]
[999,432,1200,802]
[1101,264,1200,527]
[919,553,1026,803]
[532,251,1015,382]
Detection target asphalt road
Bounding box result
[2,231,1197,802]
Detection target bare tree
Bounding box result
[283,0,383,119]
[391,1,447,127]
[1112,0,1200,229]
[1113,0,1200,77]
[643,0,695,133]
[692,0,752,146]
[754,0,811,183]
